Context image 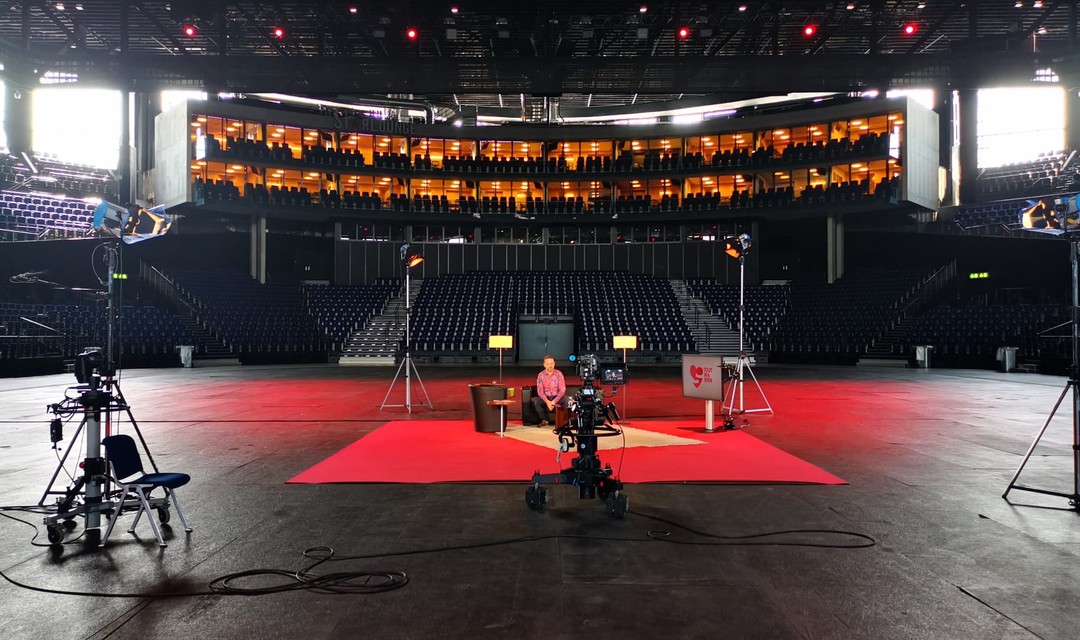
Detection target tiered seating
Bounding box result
[303,283,398,349]
[410,275,517,352]
[768,267,932,363]
[906,303,1068,365]
[0,153,118,200]
[0,189,97,241]
[169,269,325,354]
[953,199,1024,230]
[976,152,1074,200]
[687,283,789,350]
[408,272,695,356]
[0,301,195,361]
[576,273,694,353]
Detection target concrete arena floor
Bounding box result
[0,362,1078,640]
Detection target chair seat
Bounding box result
[132,472,191,489]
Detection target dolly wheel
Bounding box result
[525,485,548,512]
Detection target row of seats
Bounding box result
[408,272,695,355]
[193,176,901,216]
[201,131,889,177]
[768,267,934,358]
[0,301,198,360]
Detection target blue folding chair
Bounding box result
[100,434,192,548]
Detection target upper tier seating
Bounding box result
[976,151,1076,201]
[0,189,97,241]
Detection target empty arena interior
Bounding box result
[5,1,1080,638]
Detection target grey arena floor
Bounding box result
[1,362,1078,640]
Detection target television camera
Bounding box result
[526,354,630,517]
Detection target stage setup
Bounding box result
[1,362,1079,640]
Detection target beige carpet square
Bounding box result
[503,423,705,450]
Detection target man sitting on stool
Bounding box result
[531,355,567,427]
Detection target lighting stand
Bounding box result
[38,241,165,544]
[721,254,773,421]
[1003,240,1080,510]
[381,250,433,413]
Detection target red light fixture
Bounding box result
[271,26,285,39]
[182,24,197,37]
[803,24,817,37]
[902,22,918,35]
[406,27,418,40]
[677,26,690,39]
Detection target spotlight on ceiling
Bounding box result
[902,22,918,35]
[182,24,197,37]
[677,26,690,39]
[803,24,817,37]
[271,26,285,39]
[406,27,418,40]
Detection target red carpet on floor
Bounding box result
[287,420,846,485]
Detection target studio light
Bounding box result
[382,244,432,413]
[803,24,817,37]
[724,233,751,260]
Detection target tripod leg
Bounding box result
[408,357,435,410]
[38,418,87,507]
[379,357,409,409]
[739,357,773,414]
[1003,380,1071,498]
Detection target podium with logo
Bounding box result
[681,355,730,432]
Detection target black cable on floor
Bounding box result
[629,509,878,549]
[0,507,876,599]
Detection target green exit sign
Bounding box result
[968,272,989,279]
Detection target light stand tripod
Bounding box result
[721,236,773,422]
[381,245,433,413]
[1003,240,1080,510]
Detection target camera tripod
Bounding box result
[1002,240,1080,510]
[526,381,628,517]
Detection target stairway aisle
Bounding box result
[670,279,742,358]
[339,279,422,366]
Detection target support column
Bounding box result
[250,214,267,284]
[826,213,844,283]
[957,89,979,205]
[937,90,960,207]
[3,66,32,156]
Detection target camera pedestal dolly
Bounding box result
[38,376,165,545]
[526,385,628,518]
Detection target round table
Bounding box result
[487,399,515,437]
